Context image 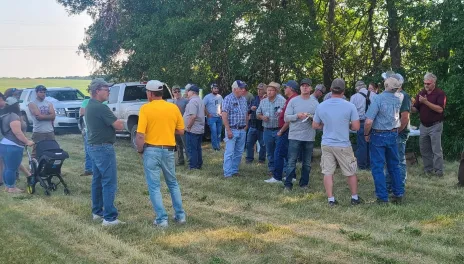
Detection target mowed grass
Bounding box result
[0,78,90,94]
[1,133,464,263]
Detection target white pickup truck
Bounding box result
[19,87,87,131]
[107,82,173,147]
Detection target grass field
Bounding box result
[0,78,90,94]
[1,133,463,264]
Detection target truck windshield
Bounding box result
[46,90,85,101]
[123,85,172,101]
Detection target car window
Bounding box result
[46,90,85,101]
[109,86,120,104]
[123,85,147,101]
[28,91,34,102]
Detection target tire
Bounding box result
[130,124,138,149]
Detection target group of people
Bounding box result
[0,85,56,193]
[170,71,448,206]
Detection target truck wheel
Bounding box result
[130,124,138,149]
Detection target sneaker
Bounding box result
[282,177,297,183]
[92,214,103,221]
[283,186,292,192]
[351,196,364,205]
[391,196,403,205]
[328,200,339,207]
[434,170,444,177]
[153,220,168,228]
[173,216,186,224]
[376,199,389,205]
[264,177,281,183]
[102,219,126,227]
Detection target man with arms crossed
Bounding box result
[313,78,362,206]
[136,80,186,227]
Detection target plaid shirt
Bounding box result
[257,96,286,128]
[222,93,248,128]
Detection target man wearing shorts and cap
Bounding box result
[364,77,405,204]
[28,85,56,157]
[313,78,362,206]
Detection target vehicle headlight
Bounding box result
[55,108,66,116]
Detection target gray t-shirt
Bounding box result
[203,93,223,117]
[183,95,205,134]
[284,95,318,141]
[174,97,189,115]
[313,98,359,147]
[30,99,54,133]
[1,113,26,146]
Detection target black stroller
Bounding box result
[26,140,70,196]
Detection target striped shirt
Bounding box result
[365,91,404,130]
[256,96,286,128]
[222,93,248,128]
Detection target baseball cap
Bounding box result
[6,97,18,105]
[172,85,181,90]
[232,80,247,89]
[35,85,47,92]
[390,73,404,85]
[145,80,165,92]
[355,81,367,91]
[283,80,298,90]
[330,78,345,92]
[300,78,312,86]
[266,81,281,90]
[210,83,218,89]
[257,83,266,89]
[314,84,326,93]
[189,85,200,93]
[88,78,110,92]
[384,77,401,92]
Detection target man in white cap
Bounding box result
[135,80,186,227]
[364,77,404,204]
[350,80,377,170]
[221,80,249,178]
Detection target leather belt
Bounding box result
[265,127,280,131]
[422,121,442,127]
[230,125,246,130]
[373,128,398,133]
[145,144,176,151]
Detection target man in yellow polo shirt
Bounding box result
[135,80,186,228]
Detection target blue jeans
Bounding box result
[356,120,370,169]
[208,116,223,150]
[223,129,246,177]
[245,127,266,162]
[185,132,203,169]
[0,144,23,188]
[273,130,295,181]
[263,129,278,172]
[88,144,119,221]
[386,133,408,192]
[369,131,404,201]
[83,132,93,172]
[285,140,314,188]
[143,147,185,224]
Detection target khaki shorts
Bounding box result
[321,145,357,176]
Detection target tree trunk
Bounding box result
[322,0,336,88]
[386,0,401,71]
[368,0,377,72]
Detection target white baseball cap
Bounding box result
[145,80,165,92]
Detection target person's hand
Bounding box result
[227,129,233,139]
[262,116,270,122]
[208,114,213,118]
[277,130,282,137]
[26,140,34,146]
[364,135,370,142]
[418,94,428,103]
[251,106,257,111]
[297,112,308,119]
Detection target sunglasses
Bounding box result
[173,90,180,93]
[424,82,433,85]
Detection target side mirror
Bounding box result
[85,96,90,99]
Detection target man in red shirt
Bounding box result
[412,72,446,176]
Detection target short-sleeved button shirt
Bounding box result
[183,95,205,134]
[365,91,404,130]
[256,96,286,128]
[222,93,248,128]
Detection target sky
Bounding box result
[0,0,94,78]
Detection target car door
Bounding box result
[107,85,121,118]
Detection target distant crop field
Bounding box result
[0,78,91,95]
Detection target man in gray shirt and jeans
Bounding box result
[183,85,205,170]
[283,79,319,191]
[172,85,189,165]
[28,85,56,157]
